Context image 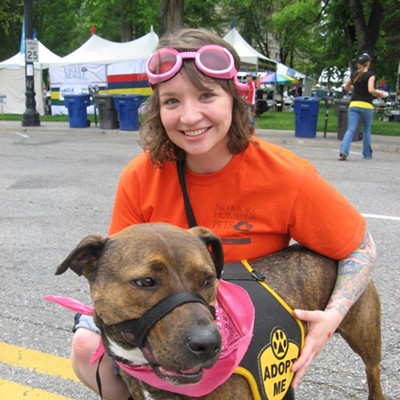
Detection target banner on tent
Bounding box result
[50,64,106,85]
[49,64,107,115]
[107,60,152,96]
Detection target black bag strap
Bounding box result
[176,159,198,228]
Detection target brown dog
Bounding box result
[55,223,384,400]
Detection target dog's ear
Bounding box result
[189,227,224,279]
[55,234,107,277]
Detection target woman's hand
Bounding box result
[379,90,389,99]
[290,308,343,388]
[291,231,376,389]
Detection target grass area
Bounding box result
[0,113,70,122]
[2,104,400,136]
[256,103,400,136]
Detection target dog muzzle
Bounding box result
[110,291,216,348]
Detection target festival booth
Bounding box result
[0,40,62,115]
[277,63,306,81]
[223,28,280,114]
[49,29,159,115]
[223,28,277,74]
[277,62,312,102]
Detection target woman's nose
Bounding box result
[180,100,202,125]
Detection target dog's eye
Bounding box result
[133,277,156,288]
[204,276,215,288]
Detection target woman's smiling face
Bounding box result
[159,70,234,173]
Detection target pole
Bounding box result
[396,61,400,105]
[22,0,40,127]
[323,109,329,138]
[324,96,334,138]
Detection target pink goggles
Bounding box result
[146,45,249,95]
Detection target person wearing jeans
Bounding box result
[341,106,373,159]
[339,53,388,160]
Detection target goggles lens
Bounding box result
[198,46,233,75]
[147,50,178,76]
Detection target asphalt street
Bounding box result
[0,121,399,399]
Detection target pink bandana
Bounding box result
[44,279,255,397]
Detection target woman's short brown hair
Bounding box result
[140,28,255,166]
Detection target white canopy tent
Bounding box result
[49,29,159,115]
[0,40,62,114]
[223,28,312,99]
[55,29,159,66]
[0,40,63,70]
[223,28,277,72]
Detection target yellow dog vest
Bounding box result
[222,261,304,400]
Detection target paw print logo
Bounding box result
[271,327,289,360]
[233,221,253,232]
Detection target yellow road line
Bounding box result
[0,378,75,400]
[0,342,79,382]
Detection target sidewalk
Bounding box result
[1,120,399,153]
[257,128,400,153]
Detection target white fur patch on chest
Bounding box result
[108,337,147,365]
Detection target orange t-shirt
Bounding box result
[109,138,365,263]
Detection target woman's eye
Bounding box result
[133,277,156,288]
[201,92,215,100]
[163,97,178,106]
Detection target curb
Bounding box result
[1,121,399,153]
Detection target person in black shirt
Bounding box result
[339,53,388,160]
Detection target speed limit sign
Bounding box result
[25,39,39,62]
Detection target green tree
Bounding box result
[33,0,84,56]
[271,0,320,70]
[0,1,23,61]
[377,5,400,87]
[78,0,159,42]
[159,0,184,36]
[221,0,276,59]
[321,0,400,86]
[184,0,225,34]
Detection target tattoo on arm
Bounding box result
[326,231,377,317]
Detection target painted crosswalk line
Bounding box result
[0,342,80,399]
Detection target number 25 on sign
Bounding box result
[25,39,39,62]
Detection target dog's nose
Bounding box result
[186,326,221,362]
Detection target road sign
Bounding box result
[25,39,39,62]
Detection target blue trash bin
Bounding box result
[114,94,144,131]
[294,96,320,138]
[64,94,91,128]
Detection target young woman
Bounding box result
[71,29,377,400]
[339,52,388,160]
